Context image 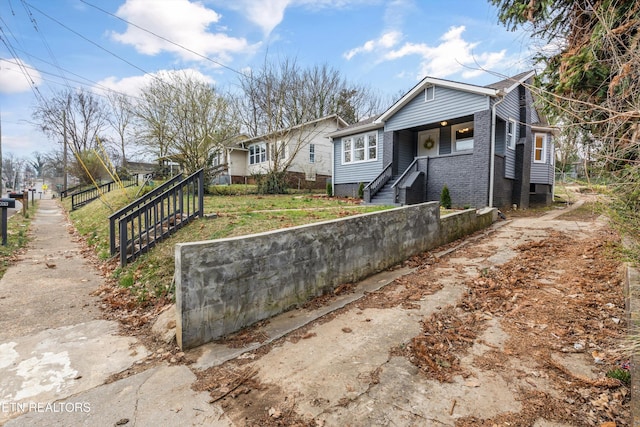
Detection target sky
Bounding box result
[0,0,536,161]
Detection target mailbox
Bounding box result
[8,192,23,200]
[0,198,16,208]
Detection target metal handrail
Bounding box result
[117,169,204,267]
[363,163,393,202]
[70,177,139,210]
[108,173,183,256]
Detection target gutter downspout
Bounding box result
[489,90,505,208]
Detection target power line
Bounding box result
[78,0,246,79]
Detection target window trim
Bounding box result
[309,143,315,163]
[507,119,516,150]
[342,131,378,164]
[451,121,474,153]
[534,133,547,163]
[425,85,435,102]
[248,142,269,165]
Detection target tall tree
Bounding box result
[235,57,386,193]
[491,0,640,250]
[106,92,134,166]
[134,70,238,175]
[32,88,108,154]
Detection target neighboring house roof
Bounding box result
[327,115,384,139]
[124,161,158,173]
[374,71,536,125]
[237,114,349,146]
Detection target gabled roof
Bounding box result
[485,70,536,93]
[374,71,536,125]
[237,114,349,146]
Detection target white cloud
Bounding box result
[344,31,402,60]
[95,68,215,98]
[111,0,254,63]
[365,25,507,80]
[225,0,377,35]
[0,58,42,94]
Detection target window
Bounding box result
[425,85,435,102]
[507,119,516,150]
[212,151,223,166]
[309,144,315,163]
[249,143,268,165]
[342,132,378,164]
[453,122,474,152]
[534,133,546,163]
[343,139,352,163]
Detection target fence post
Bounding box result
[119,218,128,267]
[198,169,204,218]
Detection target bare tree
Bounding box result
[32,88,108,154]
[106,92,135,166]
[134,70,239,175]
[2,153,26,190]
[235,57,386,193]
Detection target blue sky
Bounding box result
[0,0,535,161]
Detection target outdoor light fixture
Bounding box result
[440,121,448,126]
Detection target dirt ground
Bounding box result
[100,188,631,426]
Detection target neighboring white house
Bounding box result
[214,114,348,189]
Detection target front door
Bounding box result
[418,129,439,157]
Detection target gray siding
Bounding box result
[530,132,554,184]
[386,86,490,132]
[333,128,385,184]
[493,90,521,180]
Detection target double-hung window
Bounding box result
[249,143,268,165]
[507,119,516,150]
[309,144,315,163]
[534,133,546,163]
[342,132,377,164]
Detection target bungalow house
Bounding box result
[213,114,348,189]
[329,71,556,209]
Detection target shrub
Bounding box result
[440,185,452,209]
[326,182,333,197]
[358,182,364,199]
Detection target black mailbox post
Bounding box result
[0,198,16,246]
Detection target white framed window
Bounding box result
[452,122,474,152]
[425,85,435,102]
[249,143,268,165]
[534,133,546,163]
[342,132,377,164]
[309,144,315,163]
[507,119,516,150]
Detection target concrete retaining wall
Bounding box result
[175,202,496,350]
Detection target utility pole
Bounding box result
[63,110,68,192]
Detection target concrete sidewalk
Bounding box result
[0,197,227,426]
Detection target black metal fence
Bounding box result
[70,177,140,210]
[108,173,183,256]
[110,169,204,267]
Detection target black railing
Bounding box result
[70,177,140,210]
[108,173,184,256]
[115,169,204,267]
[363,163,393,203]
[60,184,82,198]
